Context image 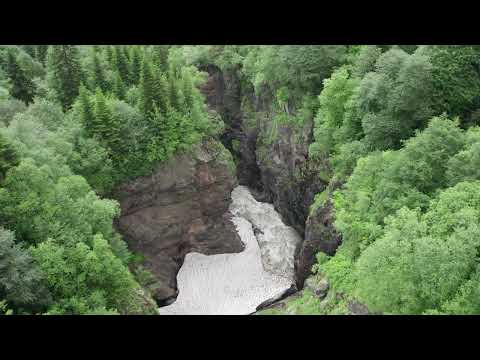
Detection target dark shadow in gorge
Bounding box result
[198,64,264,195]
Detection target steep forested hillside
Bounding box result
[0,45,221,314]
[2,45,480,315]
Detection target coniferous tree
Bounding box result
[152,45,169,73]
[105,46,114,64]
[35,45,49,65]
[113,71,126,100]
[181,71,194,110]
[78,85,95,136]
[139,58,156,118]
[46,45,83,110]
[93,89,123,163]
[122,46,131,64]
[92,51,108,92]
[93,88,112,142]
[113,46,131,86]
[0,133,19,182]
[5,51,35,104]
[154,72,169,114]
[20,46,36,58]
[168,75,179,111]
[0,227,51,312]
[129,47,143,85]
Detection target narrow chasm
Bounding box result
[119,64,340,314]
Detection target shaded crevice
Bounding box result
[199,64,264,194]
[198,64,343,295]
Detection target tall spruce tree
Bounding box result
[129,47,143,85]
[152,45,170,73]
[92,51,108,92]
[78,85,95,137]
[154,72,169,114]
[93,89,123,163]
[105,46,114,64]
[5,51,35,104]
[181,71,194,110]
[113,46,131,86]
[113,71,126,100]
[93,88,112,142]
[35,45,49,65]
[139,58,156,118]
[46,45,83,110]
[168,75,180,111]
[0,133,19,182]
[20,46,36,58]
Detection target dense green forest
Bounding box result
[0,45,221,314]
[2,45,480,315]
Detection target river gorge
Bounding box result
[160,186,301,315]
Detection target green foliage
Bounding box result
[310,115,480,315]
[0,132,19,182]
[243,45,347,99]
[113,46,131,86]
[283,290,324,315]
[0,299,13,315]
[77,85,95,135]
[129,46,143,85]
[151,45,170,73]
[309,66,361,159]
[112,71,126,100]
[0,160,119,246]
[35,45,49,65]
[358,48,434,150]
[9,44,480,315]
[446,128,480,185]
[318,251,355,294]
[91,50,109,92]
[309,190,328,215]
[355,182,480,314]
[91,89,124,165]
[46,45,83,110]
[5,51,35,104]
[420,45,480,122]
[334,116,465,259]
[139,57,159,117]
[0,227,51,313]
[351,45,382,78]
[31,235,142,315]
[0,98,27,125]
[331,140,369,180]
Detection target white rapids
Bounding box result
[159,185,302,315]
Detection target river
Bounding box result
[159,185,301,315]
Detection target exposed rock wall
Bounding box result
[113,139,243,305]
[199,65,264,193]
[256,121,326,236]
[199,65,336,289]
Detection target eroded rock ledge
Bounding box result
[113,139,243,305]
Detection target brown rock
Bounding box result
[113,139,244,305]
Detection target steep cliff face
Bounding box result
[296,199,342,288]
[199,65,338,288]
[113,139,243,305]
[199,65,325,235]
[256,120,326,236]
[199,64,264,193]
